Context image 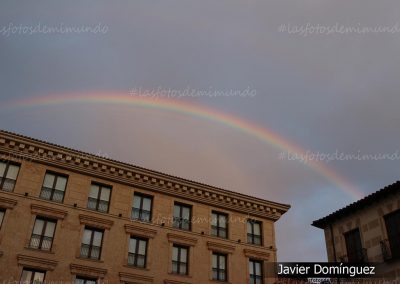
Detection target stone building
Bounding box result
[312,181,400,280]
[0,130,290,284]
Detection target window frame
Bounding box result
[247,219,263,246]
[173,202,192,231]
[131,193,153,222]
[0,209,5,229]
[384,210,400,259]
[29,217,57,251]
[172,244,189,275]
[20,268,46,284]
[40,171,68,203]
[212,252,228,281]
[128,236,148,268]
[249,259,263,284]
[80,226,104,260]
[87,182,112,213]
[211,211,228,239]
[0,160,20,192]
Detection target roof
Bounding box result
[0,129,290,215]
[312,181,400,229]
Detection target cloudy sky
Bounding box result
[1,0,399,261]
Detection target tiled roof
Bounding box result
[312,181,400,229]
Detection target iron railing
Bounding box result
[87,197,109,213]
[80,244,101,260]
[127,252,146,268]
[0,178,16,192]
[40,187,64,202]
[29,234,53,251]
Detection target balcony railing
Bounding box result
[87,197,109,213]
[339,248,368,263]
[128,252,146,268]
[29,234,53,251]
[80,244,101,260]
[131,208,151,222]
[40,187,64,202]
[0,178,16,192]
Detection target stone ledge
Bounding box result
[79,214,114,230]
[119,272,154,284]
[31,204,68,219]
[167,233,198,247]
[17,254,58,271]
[124,224,157,239]
[70,263,107,279]
[206,241,235,254]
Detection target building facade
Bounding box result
[0,130,290,284]
[312,181,400,280]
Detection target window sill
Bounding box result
[24,246,55,254]
[76,256,104,263]
[210,280,231,284]
[168,272,192,278]
[123,264,150,271]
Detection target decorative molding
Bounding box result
[0,131,290,220]
[243,249,270,260]
[119,272,154,284]
[167,233,197,247]
[31,204,68,219]
[0,196,17,209]
[17,254,58,271]
[206,241,235,254]
[124,224,157,239]
[70,263,107,279]
[164,280,192,284]
[79,214,114,230]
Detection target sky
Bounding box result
[1,0,400,261]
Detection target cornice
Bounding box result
[70,263,107,278]
[206,241,235,254]
[243,249,270,260]
[0,130,290,220]
[119,272,154,284]
[79,214,114,230]
[167,233,198,247]
[124,223,157,239]
[31,203,68,219]
[17,254,58,271]
[0,195,17,209]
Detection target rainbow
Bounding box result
[2,92,364,199]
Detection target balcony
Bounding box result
[0,178,16,192]
[339,248,368,263]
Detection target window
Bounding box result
[75,277,97,284]
[212,252,227,281]
[384,210,400,259]
[29,217,56,251]
[211,211,228,238]
[247,220,262,245]
[87,183,111,213]
[20,268,45,284]
[0,161,20,192]
[172,245,189,275]
[0,209,4,229]
[80,227,103,260]
[40,172,68,202]
[173,203,191,231]
[344,228,366,262]
[132,193,152,222]
[128,236,148,268]
[249,259,263,284]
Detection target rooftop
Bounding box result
[312,181,400,229]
